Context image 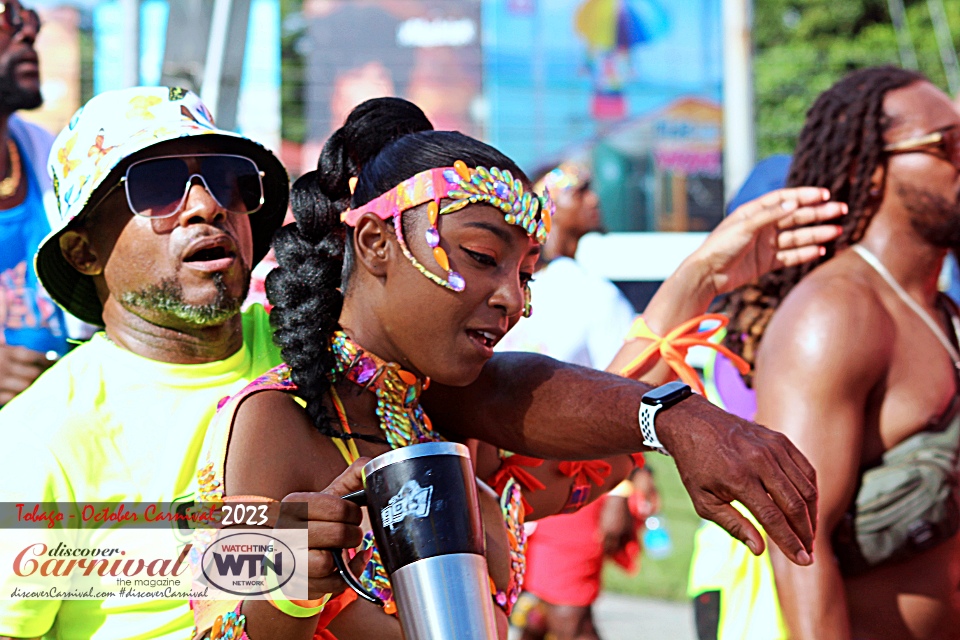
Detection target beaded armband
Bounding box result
[495,478,527,614]
[358,532,398,616]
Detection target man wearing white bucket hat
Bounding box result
[0,86,374,639]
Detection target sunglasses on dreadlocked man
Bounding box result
[98,154,266,219]
[0,2,40,35]
[884,125,960,172]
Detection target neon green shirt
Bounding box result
[0,305,282,639]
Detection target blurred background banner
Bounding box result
[296,0,484,176]
[484,0,724,233]
[27,0,282,156]
[26,0,723,288]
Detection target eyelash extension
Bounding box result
[461,246,497,267]
[461,245,535,288]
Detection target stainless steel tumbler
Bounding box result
[334,441,498,640]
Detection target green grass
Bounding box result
[601,455,701,602]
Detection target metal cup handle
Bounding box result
[329,489,385,606]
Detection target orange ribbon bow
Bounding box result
[558,460,612,487]
[618,313,750,394]
[488,454,545,515]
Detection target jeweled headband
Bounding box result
[342,161,553,312]
[535,160,590,199]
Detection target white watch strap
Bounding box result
[639,403,671,456]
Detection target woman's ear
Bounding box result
[60,230,104,276]
[352,213,392,278]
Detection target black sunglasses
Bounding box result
[97,154,265,219]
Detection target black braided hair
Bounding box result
[267,98,433,441]
[267,97,528,439]
[718,66,926,385]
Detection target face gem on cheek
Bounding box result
[448,271,465,292]
[425,226,440,248]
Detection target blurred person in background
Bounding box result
[0,1,75,406]
[719,66,960,640]
[500,160,656,640]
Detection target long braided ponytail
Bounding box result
[266,98,433,438]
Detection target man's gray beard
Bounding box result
[120,273,249,328]
[0,64,41,113]
[898,183,960,248]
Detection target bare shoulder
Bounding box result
[225,390,340,498]
[759,255,894,381]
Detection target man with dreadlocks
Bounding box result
[717,66,960,639]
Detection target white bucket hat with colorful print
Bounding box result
[36,86,289,326]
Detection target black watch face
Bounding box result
[642,381,692,407]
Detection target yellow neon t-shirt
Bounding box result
[0,304,282,639]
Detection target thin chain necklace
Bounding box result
[852,244,960,368]
[330,331,441,449]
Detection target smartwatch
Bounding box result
[639,381,692,456]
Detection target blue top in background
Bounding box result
[0,139,67,355]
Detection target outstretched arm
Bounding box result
[608,187,846,383]
[423,355,817,566]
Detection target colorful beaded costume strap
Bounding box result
[331,331,441,448]
[192,365,358,640]
[194,334,529,623]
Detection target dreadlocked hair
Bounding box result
[718,66,926,385]
[266,97,433,441]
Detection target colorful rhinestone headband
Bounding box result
[342,161,553,309]
[536,161,591,199]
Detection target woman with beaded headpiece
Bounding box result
[190,97,847,639]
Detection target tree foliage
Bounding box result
[755,0,960,157]
[280,0,307,145]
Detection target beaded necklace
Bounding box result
[329,331,443,614]
[330,331,441,449]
